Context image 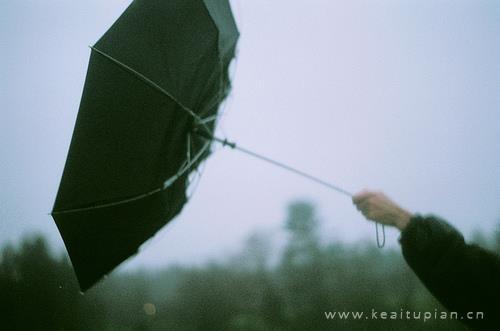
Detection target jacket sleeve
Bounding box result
[399,215,500,329]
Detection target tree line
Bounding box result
[1,201,498,330]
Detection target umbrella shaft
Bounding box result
[193,131,386,249]
[194,131,353,197]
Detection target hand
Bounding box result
[352,190,413,231]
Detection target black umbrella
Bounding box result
[52,0,239,291]
[53,0,386,292]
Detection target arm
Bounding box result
[353,191,500,328]
[400,215,500,327]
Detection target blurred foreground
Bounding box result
[2,201,498,330]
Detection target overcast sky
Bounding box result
[1,0,499,270]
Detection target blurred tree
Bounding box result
[494,220,500,255]
[279,201,330,330]
[282,201,321,266]
[0,206,480,330]
[0,235,103,330]
[241,231,272,272]
[471,229,490,249]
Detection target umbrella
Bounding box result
[53,0,386,292]
[52,0,239,291]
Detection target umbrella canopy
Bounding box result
[52,0,239,291]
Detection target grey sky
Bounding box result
[1,0,499,270]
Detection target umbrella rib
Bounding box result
[187,133,192,163]
[89,46,203,123]
[198,114,219,125]
[162,141,210,189]
[52,141,211,215]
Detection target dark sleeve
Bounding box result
[400,215,500,329]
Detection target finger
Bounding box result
[355,199,372,213]
[352,190,373,204]
[367,209,386,223]
[360,210,374,222]
[361,210,375,222]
